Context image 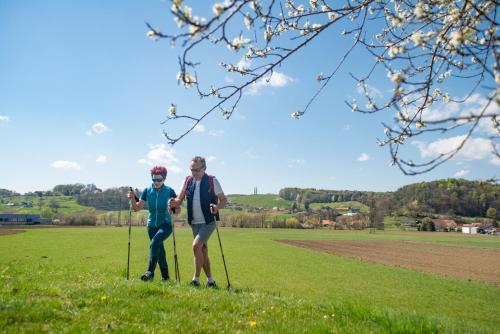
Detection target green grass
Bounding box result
[309,201,370,213]
[0,195,90,214]
[1,228,499,333]
[227,194,292,209]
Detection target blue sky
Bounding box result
[1,0,498,195]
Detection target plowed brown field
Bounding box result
[278,239,500,285]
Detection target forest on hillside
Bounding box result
[279,179,499,218]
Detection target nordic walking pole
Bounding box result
[211,204,230,289]
[127,187,138,280]
[169,200,180,282]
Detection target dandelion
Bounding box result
[100,294,108,302]
[212,3,224,16]
[168,103,177,117]
[249,320,257,328]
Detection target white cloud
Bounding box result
[357,153,370,161]
[193,124,205,133]
[206,155,216,162]
[454,169,470,177]
[51,160,81,170]
[236,57,251,72]
[356,83,383,99]
[243,148,259,159]
[138,144,182,173]
[208,129,225,137]
[246,72,294,96]
[489,156,500,166]
[414,136,500,166]
[414,136,497,161]
[288,159,306,168]
[0,116,10,123]
[421,93,499,136]
[96,154,107,163]
[87,122,109,135]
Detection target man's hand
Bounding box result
[210,204,219,215]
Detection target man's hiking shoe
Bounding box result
[140,271,154,281]
[207,281,217,288]
[190,280,200,287]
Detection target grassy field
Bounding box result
[227,194,292,209]
[309,201,370,214]
[1,227,499,333]
[0,195,89,214]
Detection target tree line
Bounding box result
[279,178,500,218]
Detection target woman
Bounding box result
[128,166,178,281]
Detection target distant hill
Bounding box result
[227,194,292,209]
[279,178,499,218]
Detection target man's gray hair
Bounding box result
[191,156,206,168]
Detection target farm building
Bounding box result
[0,214,52,225]
[461,223,482,234]
[432,219,457,232]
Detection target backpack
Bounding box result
[182,175,215,194]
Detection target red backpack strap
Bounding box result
[182,175,193,194]
[208,175,215,193]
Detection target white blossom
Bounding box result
[168,103,177,117]
[244,14,252,29]
[291,111,303,119]
[414,2,425,19]
[388,71,405,84]
[212,3,224,16]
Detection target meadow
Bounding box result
[1,227,499,333]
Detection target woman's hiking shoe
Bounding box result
[140,271,154,281]
[160,267,170,281]
[189,280,200,287]
[207,281,217,288]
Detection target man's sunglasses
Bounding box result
[190,167,203,173]
[152,178,164,183]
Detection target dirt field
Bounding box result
[278,239,500,285]
[0,228,25,236]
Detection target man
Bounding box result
[169,156,227,287]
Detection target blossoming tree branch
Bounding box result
[147,0,499,175]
